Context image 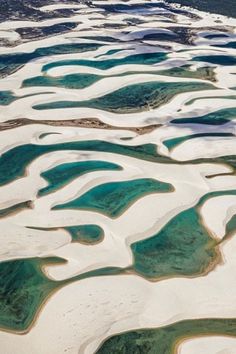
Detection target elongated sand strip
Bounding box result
[178,336,236,354]
[200,195,236,239]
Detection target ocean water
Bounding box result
[0,0,236,353]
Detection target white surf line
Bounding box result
[0,230,236,354]
[178,336,236,354]
[170,136,236,161]
[200,195,236,240]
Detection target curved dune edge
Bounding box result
[177,335,236,354]
[0,232,235,353]
[0,0,236,353]
[1,144,235,273]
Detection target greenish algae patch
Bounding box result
[65,224,104,244]
[96,318,236,354]
[53,178,173,218]
[33,81,215,113]
[39,160,122,196]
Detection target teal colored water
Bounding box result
[2,139,236,188]
[0,90,54,105]
[131,189,236,279]
[215,41,236,49]
[226,214,236,238]
[42,52,167,72]
[0,141,171,187]
[193,55,236,66]
[0,91,16,105]
[131,206,217,279]
[96,318,236,354]
[65,224,104,244]
[33,81,215,113]
[53,178,173,218]
[22,66,215,90]
[163,132,234,150]
[0,256,122,332]
[0,257,61,331]
[171,107,236,125]
[23,73,100,90]
[39,160,122,196]
[0,43,102,77]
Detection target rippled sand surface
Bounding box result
[0,1,236,353]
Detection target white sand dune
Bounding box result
[178,336,236,354]
[0,231,235,354]
[200,195,236,240]
[0,1,236,353]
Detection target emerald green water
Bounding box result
[163,132,234,150]
[33,81,215,113]
[42,52,167,72]
[53,178,173,218]
[96,318,236,354]
[131,189,236,279]
[39,160,122,196]
[0,257,62,331]
[225,214,236,238]
[131,205,217,279]
[0,256,123,332]
[2,187,236,333]
[23,73,100,90]
[22,65,215,90]
[0,90,54,106]
[2,139,236,188]
[0,141,169,187]
[65,224,104,244]
[0,43,102,77]
[171,107,236,125]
